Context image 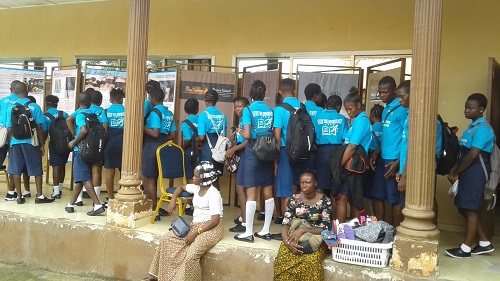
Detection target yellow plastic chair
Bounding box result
[151,141,191,224]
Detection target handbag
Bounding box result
[0,127,8,148]
[170,216,191,238]
[206,112,228,163]
[224,126,240,173]
[248,108,278,162]
[289,218,323,254]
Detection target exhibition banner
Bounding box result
[0,67,46,108]
[366,67,402,102]
[242,70,280,108]
[51,68,78,114]
[84,67,127,109]
[148,69,177,113]
[180,70,236,102]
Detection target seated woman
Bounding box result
[273,170,332,281]
[144,161,224,281]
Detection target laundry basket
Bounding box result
[331,239,393,268]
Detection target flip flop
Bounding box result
[321,230,340,248]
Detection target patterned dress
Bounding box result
[274,193,332,281]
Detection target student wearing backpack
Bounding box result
[314,95,347,196]
[5,81,53,204]
[303,83,324,172]
[369,76,408,227]
[142,86,176,219]
[103,88,125,200]
[181,98,200,183]
[196,89,228,188]
[446,93,495,258]
[233,82,275,242]
[44,95,71,199]
[66,92,105,215]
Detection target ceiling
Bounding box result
[0,0,108,9]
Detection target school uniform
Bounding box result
[6,98,45,176]
[314,109,347,191]
[181,114,199,180]
[45,108,70,167]
[274,97,301,197]
[144,99,152,117]
[73,108,93,183]
[241,101,274,188]
[235,117,247,186]
[455,117,494,211]
[370,99,408,204]
[369,122,383,154]
[197,106,228,175]
[142,105,176,177]
[303,101,323,172]
[104,104,125,169]
[0,93,18,165]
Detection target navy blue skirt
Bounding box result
[141,134,168,177]
[315,144,341,191]
[184,147,194,180]
[104,128,123,169]
[242,144,274,188]
[235,149,246,186]
[200,133,223,175]
[455,148,490,211]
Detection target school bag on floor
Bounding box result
[45,111,73,154]
[206,112,228,163]
[279,103,315,164]
[11,101,36,140]
[183,119,201,168]
[473,123,500,208]
[248,107,278,162]
[78,113,106,163]
[436,114,460,175]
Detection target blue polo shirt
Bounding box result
[145,105,176,134]
[74,108,93,152]
[144,99,152,117]
[314,109,347,145]
[236,118,245,144]
[45,107,69,132]
[0,93,18,127]
[381,99,408,159]
[242,101,273,140]
[305,100,323,122]
[459,117,495,153]
[344,111,372,153]
[198,106,227,136]
[369,122,383,152]
[72,105,108,124]
[6,98,45,147]
[273,97,301,147]
[106,104,125,129]
[181,115,199,140]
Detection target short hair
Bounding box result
[78,92,91,107]
[249,80,266,101]
[146,80,161,91]
[90,90,103,105]
[344,93,362,105]
[148,85,165,102]
[184,98,199,115]
[467,93,487,109]
[12,80,27,94]
[110,88,125,100]
[84,87,95,95]
[370,104,384,120]
[27,96,37,103]
[304,83,322,101]
[205,89,219,103]
[317,93,327,108]
[378,76,397,89]
[396,80,411,93]
[300,169,317,181]
[45,95,59,106]
[233,96,250,105]
[326,95,342,110]
[280,78,295,92]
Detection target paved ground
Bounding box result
[0,263,120,281]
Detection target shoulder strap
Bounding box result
[104,109,107,117]
[144,108,162,121]
[183,119,197,136]
[279,103,295,114]
[57,110,65,119]
[44,112,56,121]
[205,112,221,138]
[372,130,381,145]
[384,104,401,122]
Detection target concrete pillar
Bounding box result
[391,0,442,276]
[107,0,152,228]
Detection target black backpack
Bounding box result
[183,119,200,168]
[11,101,36,139]
[78,113,106,163]
[436,114,460,175]
[279,103,315,164]
[45,111,72,155]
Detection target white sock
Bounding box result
[53,186,60,195]
[59,182,63,190]
[238,216,242,223]
[241,222,247,227]
[238,201,256,238]
[22,191,31,196]
[479,241,491,247]
[83,187,87,192]
[94,186,101,198]
[7,191,14,195]
[259,211,264,215]
[93,204,103,211]
[76,190,83,202]
[37,195,45,199]
[258,198,275,235]
[66,203,74,208]
[461,243,471,253]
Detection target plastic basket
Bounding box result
[331,239,393,268]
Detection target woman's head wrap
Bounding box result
[195,161,220,187]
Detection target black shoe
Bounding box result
[52,194,61,199]
[16,197,25,204]
[65,206,74,213]
[184,208,193,216]
[5,192,17,201]
[154,216,161,221]
[82,191,90,199]
[257,213,265,221]
[270,233,283,241]
[35,196,55,204]
[445,247,471,258]
[471,244,494,255]
[229,224,246,233]
[254,232,272,241]
[23,192,31,198]
[274,216,283,225]
[234,234,254,243]
[158,208,168,217]
[75,201,84,206]
[86,206,106,216]
[233,217,242,225]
